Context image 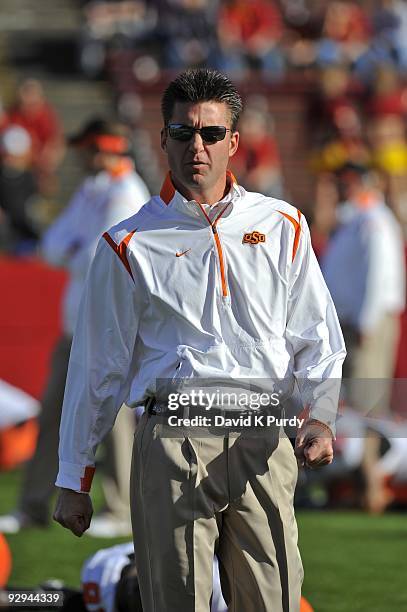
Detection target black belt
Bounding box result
[145,396,283,422]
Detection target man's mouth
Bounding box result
[187,160,206,166]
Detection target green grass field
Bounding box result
[1,468,407,612]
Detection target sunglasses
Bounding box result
[167,124,231,144]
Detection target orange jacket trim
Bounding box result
[277,209,302,262]
[213,231,228,297]
[103,230,137,280]
[80,466,96,492]
[160,172,176,204]
[159,170,237,206]
[195,200,231,299]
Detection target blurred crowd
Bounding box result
[77,0,407,80]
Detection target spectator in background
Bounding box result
[154,0,219,70]
[310,102,370,175]
[321,163,405,512]
[0,125,40,255]
[310,172,339,260]
[321,163,405,405]
[229,96,283,197]
[308,65,370,254]
[388,0,407,72]
[354,0,407,81]
[281,0,326,71]
[366,65,407,230]
[367,64,407,119]
[79,1,156,78]
[307,64,358,151]
[0,118,150,536]
[216,0,285,81]
[317,1,371,67]
[117,91,162,193]
[6,79,64,195]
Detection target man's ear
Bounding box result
[161,128,167,151]
[229,131,239,158]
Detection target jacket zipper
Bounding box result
[211,225,228,298]
[196,202,230,298]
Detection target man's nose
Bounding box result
[188,132,205,152]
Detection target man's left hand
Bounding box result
[295,420,334,469]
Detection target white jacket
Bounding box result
[56,173,345,492]
[42,165,150,335]
[322,196,405,333]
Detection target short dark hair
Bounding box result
[161,68,243,131]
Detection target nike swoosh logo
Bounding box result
[176,249,191,257]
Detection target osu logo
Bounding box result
[243,231,266,245]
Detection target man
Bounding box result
[0,125,39,254]
[0,118,150,534]
[322,163,405,387]
[54,69,345,611]
[321,162,405,512]
[7,78,65,194]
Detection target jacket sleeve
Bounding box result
[56,235,141,492]
[41,183,87,267]
[285,215,346,434]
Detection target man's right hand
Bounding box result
[53,488,93,537]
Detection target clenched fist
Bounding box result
[53,488,93,537]
[295,419,334,469]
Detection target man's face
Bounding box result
[161,101,239,202]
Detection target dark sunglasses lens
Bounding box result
[169,126,193,141]
[201,127,227,143]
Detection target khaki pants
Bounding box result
[131,414,303,612]
[345,313,400,417]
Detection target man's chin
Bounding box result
[187,171,207,187]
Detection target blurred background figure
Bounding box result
[229,96,283,198]
[322,163,405,387]
[316,1,372,68]
[0,118,150,537]
[321,163,405,512]
[0,96,8,130]
[365,65,407,232]
[354,0,407,82]
[6,79,65,195]
[0,380,39,430]
[0,125,40,255]
[154,0,219,71]
[281,0,326,71]
[215,0,285,81]
[79,0,157,78]
[307,65,367,166]
[116,91,164,193]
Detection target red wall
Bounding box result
[0,257,67,400]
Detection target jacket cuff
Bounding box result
[56,461,96,493]
[306,416,336,439]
